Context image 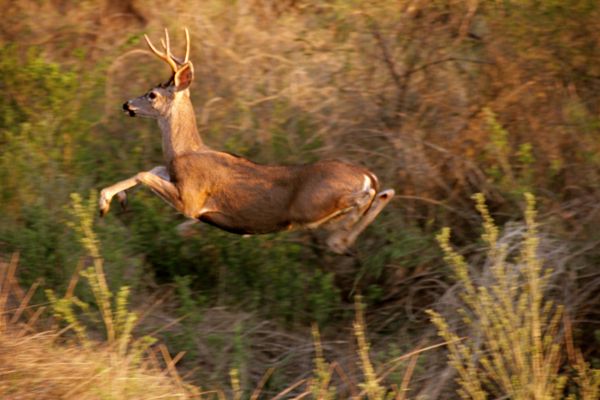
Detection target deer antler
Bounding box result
[160,28,191,65]
[144,28,190,73]
[183,28,190,64]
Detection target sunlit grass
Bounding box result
[429,194,600,399]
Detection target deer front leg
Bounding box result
[99,166,182,216]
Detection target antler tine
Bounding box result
[160,37,178,63]
[159,28,190,66]
[144,32,178,73]
[164,28,172,60]
[184,27,190,63]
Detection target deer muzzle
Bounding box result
[122,102,136,117]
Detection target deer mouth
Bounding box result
[122,102,137,117]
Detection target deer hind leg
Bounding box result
[176,219,199,237]
[99,166,182,216]
[326,189,395,254]
[304,186,376,230]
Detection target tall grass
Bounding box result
[46,191,156,357]
[1,248,437,399]
[2,190,597,399]
[0,192,197,399]
[428,193,600,399]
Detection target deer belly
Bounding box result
[198,211,290,235]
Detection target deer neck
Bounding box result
[158,92,205,164]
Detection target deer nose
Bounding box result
[122,102,136,117]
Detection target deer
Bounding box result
[99,28,395,254]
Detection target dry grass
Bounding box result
[1,251,442,399]
[0,195,197,399]
[0,330,195,400]
[0,255,196,400]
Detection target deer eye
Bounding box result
[148,91,157,100]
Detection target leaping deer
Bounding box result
[99,28,394,254]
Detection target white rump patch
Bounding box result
[362,175,371,192]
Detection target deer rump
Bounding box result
[172,152,378,235]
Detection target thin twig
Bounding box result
[10,278,41,324]
[271,379,308,400]
[250,367,275,400]
[397,353,419,400]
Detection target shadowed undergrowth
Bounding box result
[1,193,597,399]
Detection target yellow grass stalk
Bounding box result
[309,323,336,399]
[428,193,598,399]
[354,295,385,400]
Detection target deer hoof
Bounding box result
[117,191,128,210]
[99,189,111,217]
[378,189,395,201]
[326,235,349,255]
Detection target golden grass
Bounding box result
[0,329,194,400]
[0,194,197,400]
[428,193,600,399]
[5,191,594,399]
[0,254,439,400]
[0,266,196,400]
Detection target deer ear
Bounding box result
[174,63,194,91]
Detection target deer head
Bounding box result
[123,28,194,119]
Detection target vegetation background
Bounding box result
[0,0,599,398]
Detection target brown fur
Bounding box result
[170,153,372,234]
